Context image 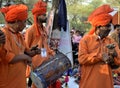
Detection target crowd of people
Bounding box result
[70,29,83,65]
[1,1,120,88]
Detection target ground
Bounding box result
[62,76,120,88]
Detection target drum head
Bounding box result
[30,72,47,88]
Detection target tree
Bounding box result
[0,0,120,33]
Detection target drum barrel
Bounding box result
[31,50,72,88]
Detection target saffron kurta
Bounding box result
[0,27,27,88]
[25,24,54,69]
[78,34,120,88]
[25,24,54,88]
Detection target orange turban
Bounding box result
[90,14,112,27]
[88,14,112,34]
[88,4,113,35]
[32,1,47,36]
[0,4,28,22]
[32,1,47,16]
[88,4,113,22]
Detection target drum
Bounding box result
[30,50,71,88]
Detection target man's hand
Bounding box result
[25,45,41,57]
[108,48,118,57]
[30,45,38,51]
[102,53,110,63]
[25,55,32,65]
[106,44,117,57]
[102,52,114,64]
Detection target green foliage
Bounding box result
[66,0,104,33]
[106,0,120,6]
[0,14,5,24]
[1,0,120,33]
[66,0,120,33]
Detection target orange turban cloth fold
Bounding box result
[88,4,113,22]
[89,14,112,34]
[90,14,112,27]
[0,4,28,22]
[88,4,113,35]
[88,14,112,35]
[32,1,47,36]
[32,1,47,16]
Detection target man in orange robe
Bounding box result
[25,1,59,88]
[0,4,41,88]
[78,6,120,88]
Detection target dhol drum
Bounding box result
[30,50,71,88]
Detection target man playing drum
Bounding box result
[25,1,62,88]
